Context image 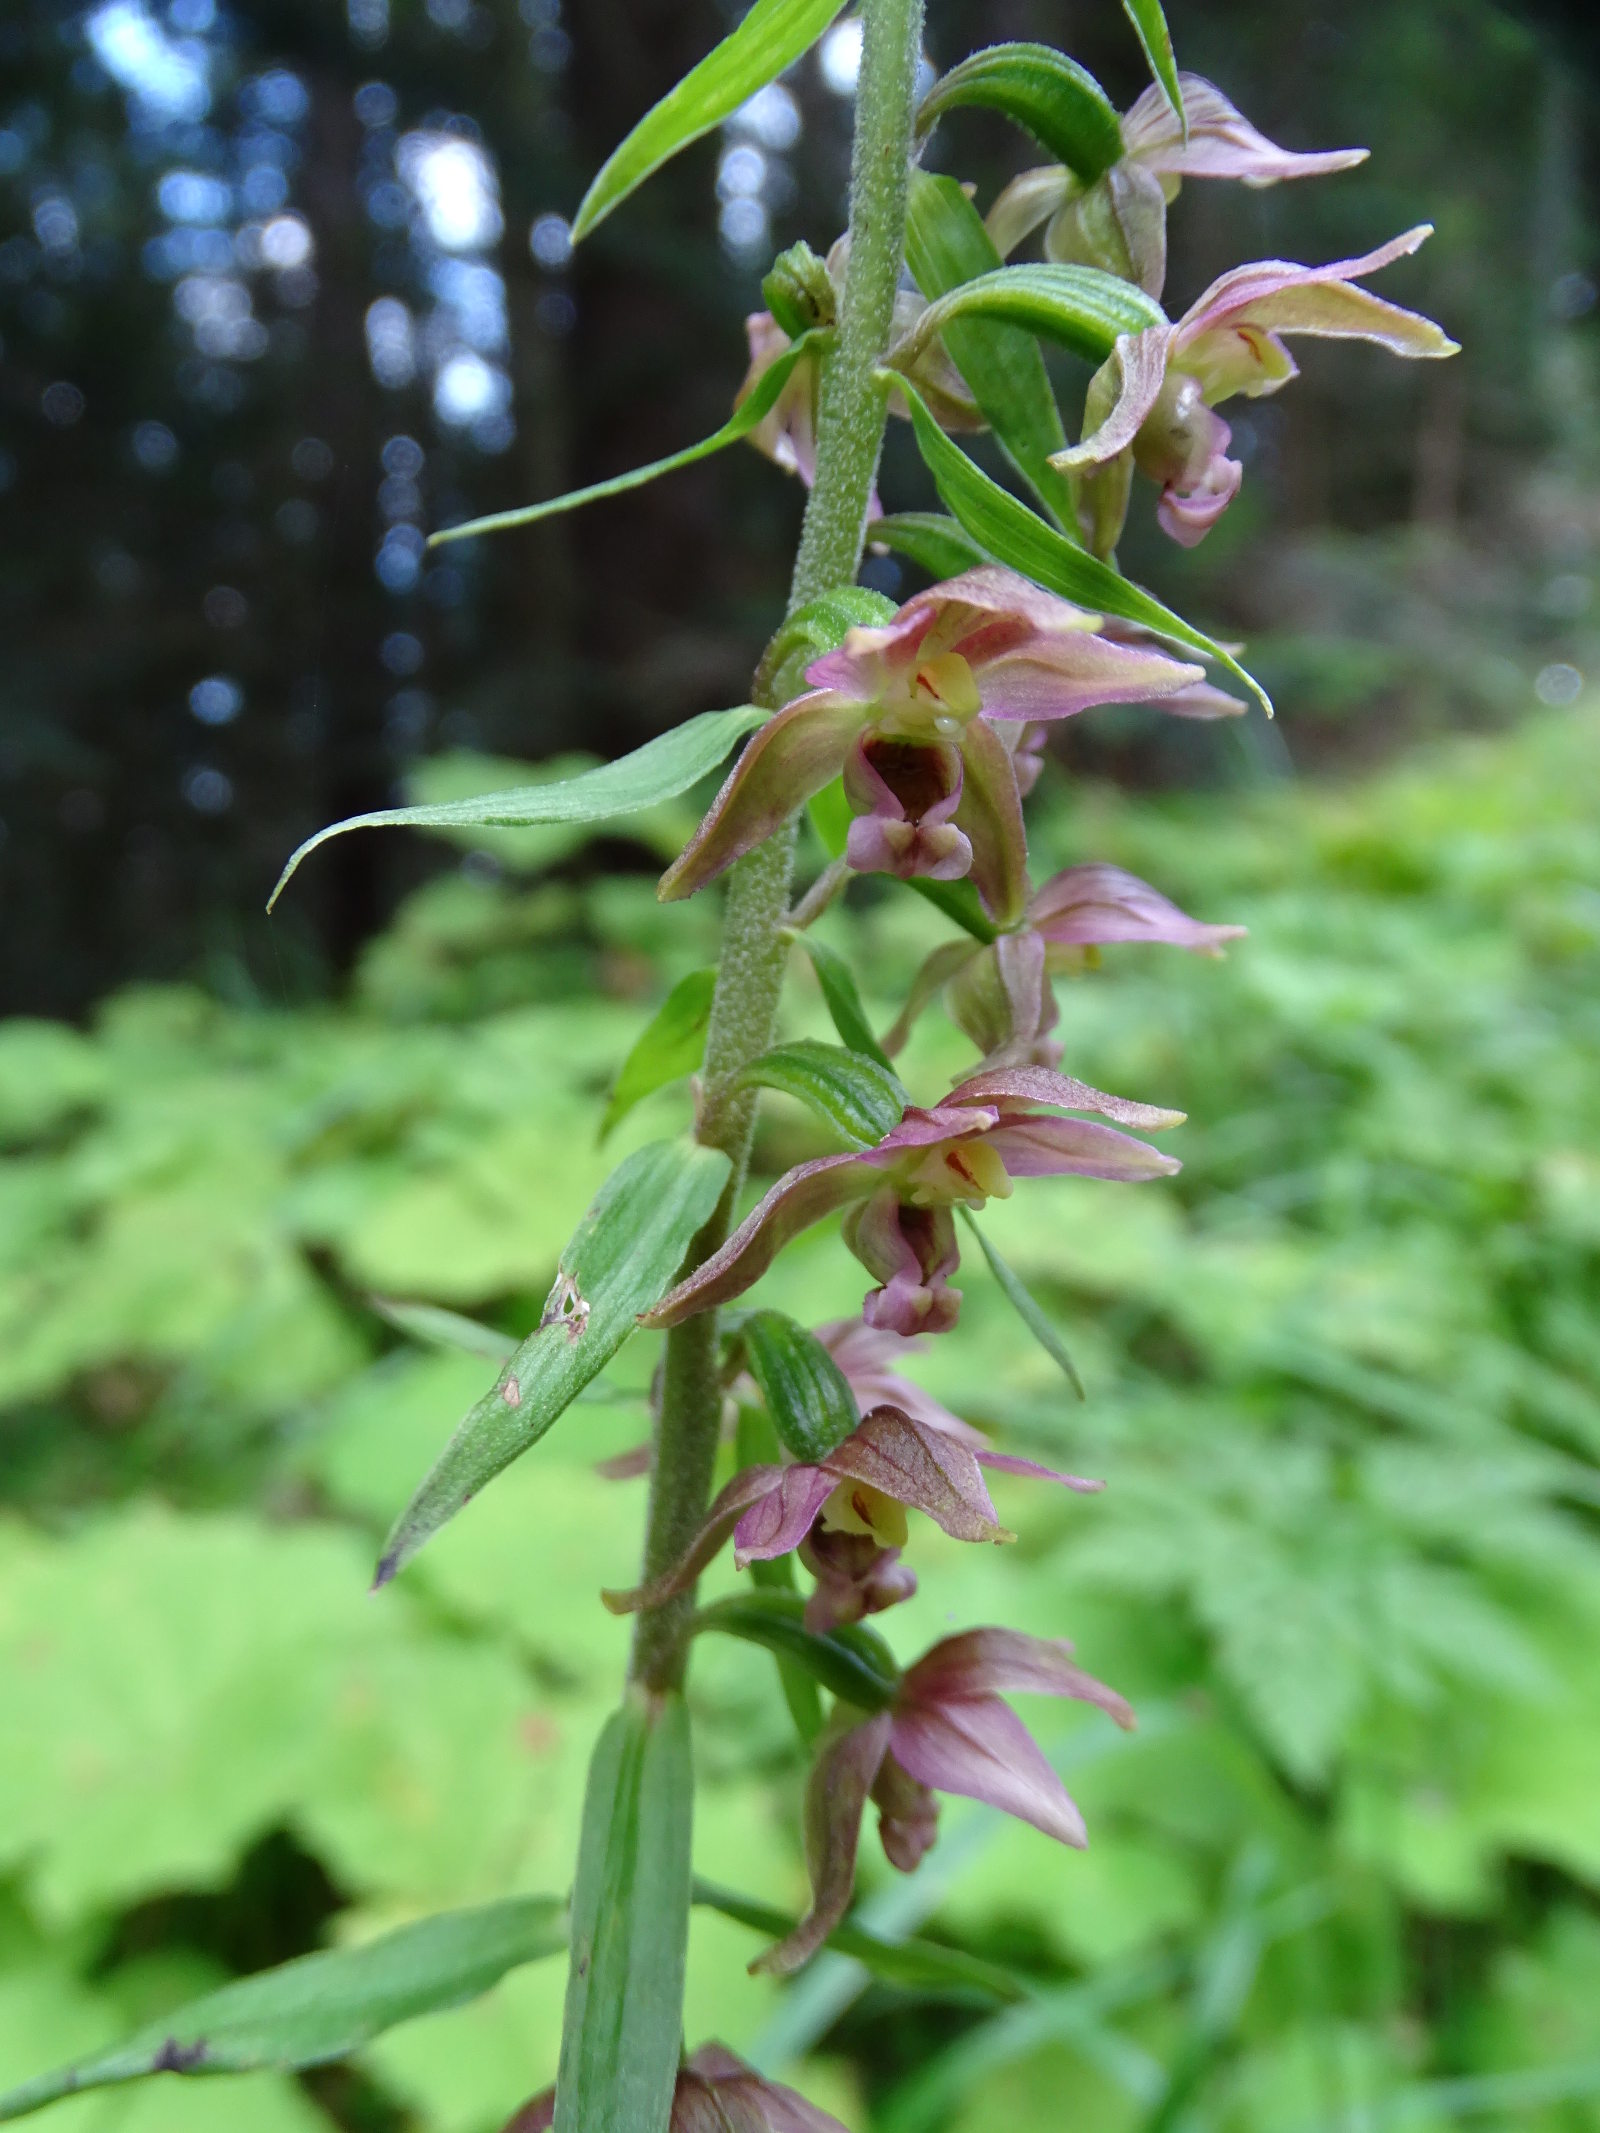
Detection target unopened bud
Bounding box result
[1046,161,1168,298]
[762,240,837,338]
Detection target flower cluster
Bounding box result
[623,58,1456,1996]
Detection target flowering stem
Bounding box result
[630,0,926,1694]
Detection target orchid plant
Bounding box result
[0,5,1456,2130]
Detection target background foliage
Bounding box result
[4,0,1600,2126]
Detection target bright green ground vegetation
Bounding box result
[3,706,1599,2132]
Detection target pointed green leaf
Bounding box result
[1121,0,1185,133]
[740,1309,859,1462]
[905,171,1077,529]
[692,1591,900,1709]
[375,1139,731,1585]
[427,330,827,548]
[692,1881,1030,2003]
[918,43,1124,183]
[901,262,1165,369]
[372,1296,516,1365]
[269,706,768,910]
[959,1208,1085,1399]
[572,0,847,240]
[906,876,1000,944]
[792,933,894,1071]
[870,511,991,582]
[600,967,717,1142]
[736,1039,906,1149]
[895,375,1272,715]
[555,1690,693,2133]
[0,1899,568,2120]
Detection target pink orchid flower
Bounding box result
[1060,226,1459,550]
[642,1064,1183,1338]
[505,2043,850,2133]
[659,568,1205,921]
[887,864,1246,1067]
[755,1628,1135,1974]
[604,1401,1098,1621]
[988,72,1367,299]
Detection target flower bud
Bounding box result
[1045,162,1168,299]
[761,240,837,339]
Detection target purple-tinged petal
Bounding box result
[973,628,1206,723]
[732,1465,838,1565]
[975,1447,1102,1493]
[844,1188,963,1336]
[985,1115,1182,1182]
[1053,326,1172,472]
[738,312,820,485]
[950,1063,1185,1130]
[946,929,1049,1064]
[823,1406,1007,1544]
[1156,448,1244,546]
[1175,227,1458,404]
[804,601,940,702]
[800,1528,918,1631]
[872,1101,998,1156]
[1028,862,1246,954]
[603,1465,784,1611]
[902,1627,1136,1725]
[952,717,1028,925]
[820,1318,988,1447]
[1009,719,1050,797]
[642,1153,875,1328]
[753,1709,894,1976]
[871,1752,940,1871]
[1122,73,1368,188]
[889,1692,1089,1847]
[660,691,866,902]
[681,2048,855,2133]
[595,1441,654,1481]
[1155,676,1249,718]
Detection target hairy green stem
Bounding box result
[630,0,926,1693]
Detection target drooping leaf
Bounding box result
[571,0,846,240]
[735,1040,907,1149]
[895,377,1272,715]
[692,1881,1030,2003]
[901,263,1165,369]
[1121,0,1186,133]
[269,706,768,910]
[554,1691,693,2133]
[692,1592,900,1710]
[917,44,1124,183]
[427,330,827,548]
[0,1898,568,2121]
[959,1208,1086,1400]
[739,1309,859,1463]
[374,1140,731,1586]
[599,968,717,1142]
[904,171,1077,529]
[371,1297,516,1365]
[906,876,1000,944]
[791,934,894,1071]
[869,511,992,582]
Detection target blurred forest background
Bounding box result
[2,1,1599,2130]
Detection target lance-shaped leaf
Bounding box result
[270,706,767,909]
[691,1881,1030,2004]
[959,1207,1085,1399]
[870,511,991,581]
[0,1899,568,2121]
[1121,0,1186,133]
[905,172,1077,529]
[896,264,1165,372]
[893,375,1272,715]
[693,1591,901,1709]
[374,1139,731,1586]
[735,1040,908,1149]
[555,1691,692,2133]
[572,0,846,240]
[740,1309,860,1462]
[917,43,1124,183]
[600,967,717,1142]
[792,933,894,1072]
[428,331,826,549]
